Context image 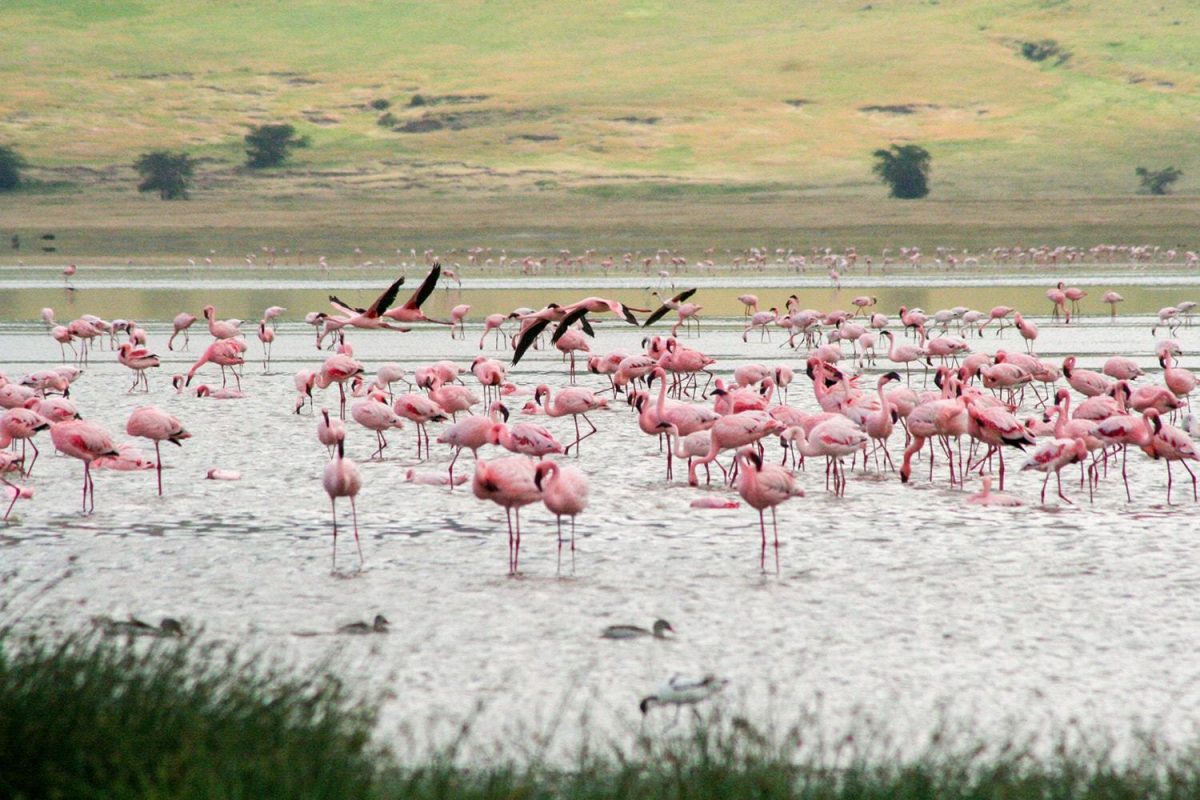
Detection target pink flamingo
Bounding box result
[784,418,868,496]
[492,404,563,459]
[864,372,902,471]
[472,455,542,574]
[534,459,589,571]
[126,406,191,495]
[449,304,470,339]
[0,408,51,476]
[880,331,928,383]
[50,419,120,513]
[1102,291,1124,319]
[1102,356,1143,381]
[202,305,242,340]
[257,321,275,371]
[1139,408,1199,503]
[185,339,246,391]
[317,408,346,458]
[479,312,516,350]
[437,409,500,486]
[734,447,802,571]
[350,393,405,460]
[1161,351,1196,407]
[737,294,759,316]
[117,342,160,392]
[965,476,1023,506]
[1013,312,1038,353]
[316,353,365,419]
[1046,282,1070,322]
[1064,285,1087,316]
[1021,433,1087,505]
[168,312,197,350]
[534,384,605,455]
[687,411,784,486]
[323,438,364,571]
[422,376,479,420]
[393,393,449,458]
[1062,356,1112,397]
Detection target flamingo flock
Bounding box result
[4,261,1200,580]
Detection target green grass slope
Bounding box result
[1,0,1198,198]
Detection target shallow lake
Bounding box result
[2,262,1199,761]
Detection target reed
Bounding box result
[2,630,1199,799]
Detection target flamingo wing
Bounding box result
[642,287,697,328]
[403,263,441,310]
[511,318,551,365]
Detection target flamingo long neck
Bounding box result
[1054,394,1070,438]
[654,369,669,419]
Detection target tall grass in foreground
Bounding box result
[3,630,1200,799]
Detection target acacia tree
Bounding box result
[872,144,931,199]
[0,144,27,191]
[1135,166,1183,195]
[134,151,196,200]
[244,123,309,168]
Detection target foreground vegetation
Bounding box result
[4,631,1200,799]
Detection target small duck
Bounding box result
[91,616,184,638]
[639,673,729,714]
[336,614,390,634]
[601,618,674,640]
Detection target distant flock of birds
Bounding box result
[4,260,1199,581]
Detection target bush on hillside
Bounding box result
[872,144,931,199]
[244,123,309,169]
[1135,166,1183,195]
[134,150,196,200]
[0,144,27,191]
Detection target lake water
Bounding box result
[2,262,1199,762]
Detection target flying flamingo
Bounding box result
[472,455,542,574]
[125,406,191,495]
[533,459,589,571]
[534,384,605,455]
[733,447,802,571]
[168,312,197,350]
[50,419,120,513]
[323,438,364,571]
[643,288,701,337]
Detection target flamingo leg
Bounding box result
[350,496,363,567]
[447,448,461,489]
[505,507,515,574]
[154,440,163,496]
[758,509,766,571]
[330,497,339,570]
[513,507,522,574]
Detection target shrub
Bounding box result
[872,143,931,199]
[1135,166,1183,195]
[133,150,196,200]
[377,111,397,128]
[370,98,391,110]
[0,144,26,191]
[409,93,426,107]
[1018,39,1070,65]
[244,123,309,169]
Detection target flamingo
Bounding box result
[737,294,759,316]
[449,304,471,339]
[125,406,191,495]
[1102,291,1124,319]
[116,343,160,392]
[185,339,246,391]
[168,312,197,350]
[472,455,542,573]
[317,408,346,458]
[965,476,1023,506]
[1021,434,1087,505]
[316,353,365,419]
[733,447,802,571]
[350,394,405,460]
[1139,408,1199,503]
[50,419,120,514]
[393,393,450,459]
[201,305,242,340]
[323,438,364,571]
[436,411,499,486]
[257,321,275,371]
[1014,312,1038,353]
[534,384,604,455]
[687,411,784,486]
[533,459,589,570]
[1161,351,1196,407]
[0,408,51,476]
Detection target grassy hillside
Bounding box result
[1,0,1198,198]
